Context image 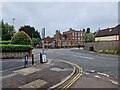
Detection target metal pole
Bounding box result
[13,18,15,28]
[42,28,45,54]
[42,40,44,54]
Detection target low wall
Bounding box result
[85,41,120,51]
[1,50,32,59]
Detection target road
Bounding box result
[1,48,118,80]
[45,48,118,80]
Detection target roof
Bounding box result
[95,25,120,37]
[44,37,54,42]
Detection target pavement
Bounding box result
[2,58,75,89]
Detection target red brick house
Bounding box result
[55,28,86,47]
[44,36,54,46]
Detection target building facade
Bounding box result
[55,28,86,47]
[95,25,120,41]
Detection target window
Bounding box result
[73,37,74,40]
[72,33,74,36]
[75,33,77,36]
[81,33,82,36]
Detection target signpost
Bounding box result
[40,28,47,63]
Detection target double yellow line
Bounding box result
[62,64,83,90]
[48,58,83,90]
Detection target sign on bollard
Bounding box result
[40,53,47,63]
[42,54,47,62]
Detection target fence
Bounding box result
[84,41,120,51]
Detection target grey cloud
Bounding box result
[2,2,118,37]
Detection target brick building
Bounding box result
[55,28,86,47]
[44,36,54,46]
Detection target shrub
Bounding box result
[11,31,32,45]
[1,44,33,52]
[32,38,41,47]
[0,40,11,44]
[97,50,120,55]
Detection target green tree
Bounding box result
[19,25,41,39]
[11,31,32,45]
[0,20,15,40]
[86,28,90,34]
[85,33,94,43]
[32,38,41,47]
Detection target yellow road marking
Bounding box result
[48,57,83,90]
[62,64,83,90]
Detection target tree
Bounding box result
[0,20,15,40]
[19,25,41,39]
[86,28,90,34]
[32,38,41,47]
[85,33,94,43]
[83,29,85,32]
[11,31,32,45]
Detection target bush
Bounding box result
[1,44,33,52]
[11,31,32,45]
[0,40,11,44]
[97,50,120,55]
[32,38,41,47]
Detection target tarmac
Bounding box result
[1,53,119,90]
[2,58,76,89]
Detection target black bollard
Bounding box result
[32,54,34,65]
[40,53,42,63]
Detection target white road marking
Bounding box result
[85,72,90,75]
[73,55,94,59]
[110,80,118,85]
[94,75,101,79]
[97,72,109,77]
[0,73,17,79]
[90,70,95,73]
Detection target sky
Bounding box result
[1,1,118,37]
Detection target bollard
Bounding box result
[32,54,34,65]
[40,53,42,63]
[24,53,28,68]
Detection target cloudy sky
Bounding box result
[1,2,118,37]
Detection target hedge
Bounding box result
[1,44,33,52]
[0,41,11,44]
[97,50,120,55]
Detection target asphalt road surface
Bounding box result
[45,48,118,80]
[1,48,119,88]
[1,48,118,81]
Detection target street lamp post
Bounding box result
[12,18,15,29]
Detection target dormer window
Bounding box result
[109,29,112,32]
